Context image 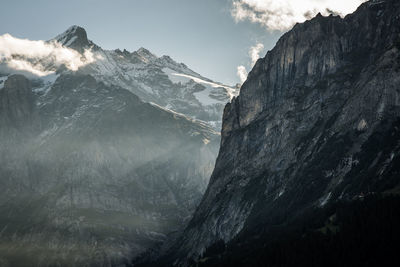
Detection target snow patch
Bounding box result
[173,72,233,93]
[64,36,77,47]
[193,85,222,106]
[54,25,79,45]
[0,76,8,89]
[162,68,190,84]
[357,119,367,131]
[162,68,236,106]
[319,192,332,207]
[149,102,191,119]
[33,73,59,94]
[278,189,285,197]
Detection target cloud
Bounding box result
[236,42,264,84]
[0,33,97,77]
[249,43,264,66]
[231,0,366,31]
[237,65,248,83]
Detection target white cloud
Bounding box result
[249,43,264,66]
[236,42,264,84]
[237,65,248,83]
[0,33,97,77]
[231,0,366,31]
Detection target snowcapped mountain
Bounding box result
[52,25,238,129]
[0,26,224,266]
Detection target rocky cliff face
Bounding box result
[0,75,35,130]
[159,0,400,264]
[0,73,219,266]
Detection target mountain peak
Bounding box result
[136,47,151,54]
[53,25,92,52]
[66,25,83,33]
[133,47,158,62]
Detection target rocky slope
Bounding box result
[0,73,219,266]
[153,0,400,265]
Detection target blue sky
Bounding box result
[0,0,364,85]
[0,0,283,85]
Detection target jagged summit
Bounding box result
[53,25,94,52]
[134,47,158,62]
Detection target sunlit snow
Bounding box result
[0,75,8,89]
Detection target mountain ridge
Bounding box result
[1,25,237,130]
[49,25,238,129]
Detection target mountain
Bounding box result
[145,0,400,265]
[0,70,219,266]
[0,25,240,265]
[53,25,98,53]
[52,26,238,129]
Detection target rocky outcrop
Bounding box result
[0,75,35,130]
[158,0,400,264]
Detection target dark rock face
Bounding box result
[0,75,35,130]
[0,73,219,266]
[161,0,400,264]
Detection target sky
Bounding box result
[0,0,365,85]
